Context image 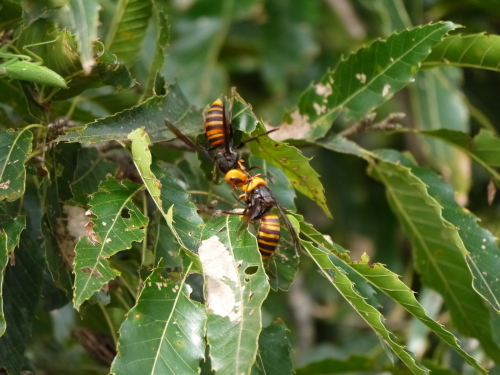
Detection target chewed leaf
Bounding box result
[111,265,206,375]
[249,122,331,217]
[0,128,33,202]
[200,216,269,375]
[288,22,457,140]
[73,177,148,310]
[0,215,26,336]
[58,83,203,143]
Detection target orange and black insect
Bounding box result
[257,214,280,258]
[229,176,301,257]
[165,97,277,189]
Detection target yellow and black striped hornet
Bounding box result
[229,176,302,259]
[165,98,277,189]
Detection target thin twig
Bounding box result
[338,112,406,138]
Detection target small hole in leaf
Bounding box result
[218,227,227,233]
[121,208,130,218]
[248,292,254,301]
[244,277,250,283]
[245,266,258,275]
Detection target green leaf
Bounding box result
[0,215,25,336]
[69,0,99,74]
[58,83,203,143]
[409,69,470,195]
[142,5,170,100]
[410,163,500,312]
[148,211,182,269]
[105,0,153,66]
[349,257,487,374]
[295,355,375,375]
[0,128,33,202]
[251,321,294,375]
[111,264,206,375]
[304,241,430,375]
[293,22,457,140]
[414,129,500,186]
[70,147,119,206]
[423,33,500,71]
[0,182,45,374]
[249,122,331,217]
[369,153,500,361]
[127,127,205,252]
[73,177,148,310]
[200,216,270,375]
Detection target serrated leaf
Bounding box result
[0,128,33,202]
[293,22,457,140]
[412,129,500,186]
[0,182,45,374]
[251,321,294,375]
[304,241,430,375]
[128,127,204,252]
[249,122,331,217]
[111,264,206,375]
[142,5,170,100]
[69,0,99,74]
[0,215,25,336]
[349,258,487,374]
[200,215,270,375]
[295,355,375,375]
[58,83,203,143]
[70,147,119,206]
[423,33,500,71]
[105,0,153,66]
[410,163,500,312]
[409,69,470,195]
[73,177,148,310]
[369,153,500,361]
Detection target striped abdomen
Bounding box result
[257,214,280,259]
[204,98,226,148]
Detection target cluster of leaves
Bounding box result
[1,0,500,375]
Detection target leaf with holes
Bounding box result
[0,128,33,202]
[369,152,500,361]
[0,215,25,336]
[128,127,205,252]
[249,123,331,217]
[200,215,270,375]
[111,264,206,375]
[251,320,294,375]
[291,22,457,140]
[73,177,148,310]
[58,83,203,143]
[423,33,500,71]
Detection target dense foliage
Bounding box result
[1,0,500,374]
